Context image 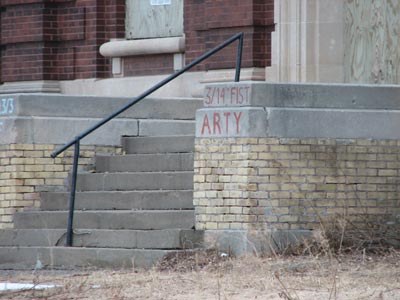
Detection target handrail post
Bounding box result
[235,33,244,82]
[66,140,80,247]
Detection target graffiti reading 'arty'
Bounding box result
[200,111,243,136]
[0,98,14,115]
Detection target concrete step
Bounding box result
[41,191,194,211]
[76,171,194,191]
[13,118,195,147]
[138,119,195,137]
[122,135,195,154]
[0,229,203,249]
[127,98,202,120]
[15,95,203,120]
[95,153,194,173]
[0,246,186,269]
[14,210,195,230]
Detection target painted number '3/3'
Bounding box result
[0,98,14,115]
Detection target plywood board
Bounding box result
[126,0,183,39]
[344,0,400,84]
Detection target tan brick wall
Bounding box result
[0,143,121,229]
[194,138,400,231]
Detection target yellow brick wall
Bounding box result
[0,144,121,228]
[194,138,400,231]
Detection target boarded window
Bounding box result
[344,0,400,84]
[126,0,183,39]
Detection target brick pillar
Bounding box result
[194,82,400,255]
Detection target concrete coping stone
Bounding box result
[196,82,400,139]
[0,94,197,145]
[203,81,400,109]
[0,94,199,118]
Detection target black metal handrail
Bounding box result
[51,32,244,247]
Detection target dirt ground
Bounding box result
[0,251,399,300]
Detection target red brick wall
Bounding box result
[1,1,45,81]
[124,54,174,77]
[0,0,274,83]
[0,5,2,84]
[0,0,125,82]
[184,0,274,71]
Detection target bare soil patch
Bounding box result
[0,251,399,300]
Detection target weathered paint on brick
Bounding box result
[194,137,400,231]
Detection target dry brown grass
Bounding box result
[0,250,399,300]
[1,216,399,300]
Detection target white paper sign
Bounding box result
[150,0,171,5]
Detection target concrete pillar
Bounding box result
[194,82,400,255]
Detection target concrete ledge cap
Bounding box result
[266,107,400,140]
[204,82,400,109]
[100,37,185,58]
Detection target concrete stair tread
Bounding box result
[137,119,195,137]
[96,153,193,158]
[95,153,194,172]
[122,135,195,154]
[0,228,203,249]
[79,171,194,174]
[16,95,202,120]
[77,171,194,191]
[17,209,195,213]
[0,246,191,269]
[14,210,195,230]
[131,97,202,120]
[41,190,194,210]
